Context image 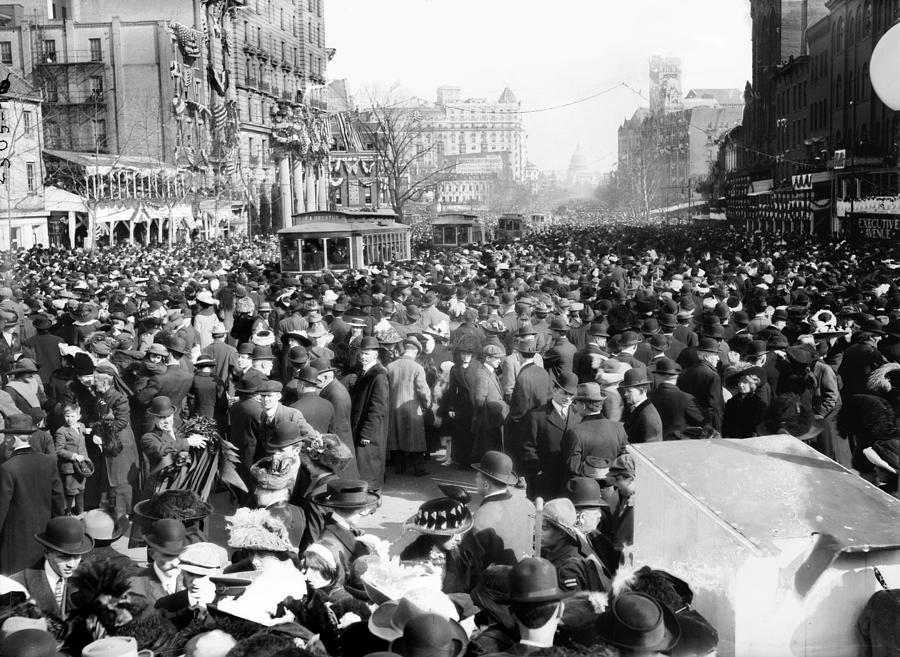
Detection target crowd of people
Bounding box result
[0,220,898,657]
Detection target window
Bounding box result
[43,39,56,62]
[864,0,872,35]
[89,38,101,61]
[280,8,284,29]
[862,63,869,98]
[257,27,261,47]
[244,21,248,42]
[26,162,35,191]
[249,137,256,163]
[835,75,842,107]
[45,121,59,142]
[43,79,57,102]
[837,17,844,50]
[90,75,103,98]
[22,111,31,133]
[0,42,11,65]
[92,119,107,150]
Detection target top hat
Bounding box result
[147,396,176,417]
[553,372,579,395]
[500,557,572,604]
[404,496,473,537]
[567,477,607,508]
[650,358,681,376]
[265,422,304,452]
[619,368,651,388]
[143,518,188,556]
[34,516,94,555]
[471,450,518,486]
[81,509,129,545]
[595,592,680,652]
[313,478,380,510]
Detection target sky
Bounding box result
[325,0,752,174]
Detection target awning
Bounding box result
[44,149,183,177]
[749,179,773,194]
[44,185,87,212]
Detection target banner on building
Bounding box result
[834,149,847,170]
[791,174,813,191]
[849,214,900,241]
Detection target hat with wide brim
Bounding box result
[471,451,519,487]
[393,615,468,657]
[132,497,213,525]
[403,498,474,536]
[312,479,381,510]
[595,592,680,652]
[81,510,130,545]
[7,359,39,377]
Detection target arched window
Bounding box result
[835,130,842,148]
[838,17,844,50]
[862,63,869,98]
[835,75,843,107]
[865,1,873,34]
[849,71,855,101]
[848,15,855,44]
[860,124,869,143]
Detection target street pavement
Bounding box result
[112,454,477,564]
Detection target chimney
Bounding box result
[801,0,809,56]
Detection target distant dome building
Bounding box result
[567,144,597,188]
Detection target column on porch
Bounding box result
[305,159,316,212]
[278,155,292,228]
[67,211,76,247]
[316,162,327,211]
[292,157,304,214]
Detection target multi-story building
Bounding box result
[412,86,527,183]
[0,64,49,250]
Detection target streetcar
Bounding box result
[495,213,527,240]
[278,209,410,272]
[431,212,487,247]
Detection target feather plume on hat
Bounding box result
[226,508,293,553]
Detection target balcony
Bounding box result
[240,76,259,90]
[36,49,105,66]
[46,136,110,153]
[48,90,107,106]
[257,49,269,61]
[282,90,293,101]
[258,80,270,93]
[281,61,293,72]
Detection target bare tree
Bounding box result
[357,90,456,221]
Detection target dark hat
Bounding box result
[296,365,320,386]
[581,455,612,479]
[147,396,176,417]
[73,352,95,376]
[251,345,275,361]
[310,357,335,375]
[81,509,129,545]
[167,336,188,355]
[647,334,668,351]
[703,324,726,340]
[234,370,265,394]
[0,630,63,657]
[549,317,568,332]
[34,516,94,555]
[786,344,816,366]
[143,518,187,556]
[574,382,606,402]
[288,345,309,365]
[553,372,579,395]
[237,342,255,355]
[194,355,216,369]
[650,357,681,375]
[697,337,720,353]
[266,422,303,453]
[395,613,467,657]
[404,497,473,536]
[732,310,750,326]
[2,413,37,434]
[567,477,607,508]
[766,333,790,349]
[588,322,610,337]
[472,450,518,486]
[313,478,380,510]
[31,314,54,330]
[145,343,170,358]
[745,340,767,357]
[501,557,572,603]
[595,592,680,652]
[257,379,283,394]
[618,330,640,347]
[861,318,886,335]
[641,318,660,336]
[514,336,537,355]
[359,336,381,351]
[619,368,651,388]
[658,313,677,329]
[771,308,789,322]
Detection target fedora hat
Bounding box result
[313,478,380,510]
[395,613,468,657]
[404,497,473,536]
[619,368,651,388]
[500,557,572,604]
[296,365,320,386]
[697,337,720,353]
[8,358,39,377]
[193,354,216,369]
[368,589,460,642]
[359,336,381,351]
[166,336,188,355]
[35,516,94,555]
[0,629,65,657]
[145,343,170,358]
[471,450,518,486]
[31,314,54,331]
[553,372,579,396]
[595,592,680,652]
[234,370,265,394]
[618,330,640,347]
[147,396,176,417]
[310,357,335,375]
[650,357,681,375]
[143,518,187,556]
[265,422,303,452]
[81,509,129,545]
[567,477,607,508]
[588,322,610,337]
[513,336,536,354]
[2,413,37,434]
[251,345,276,361]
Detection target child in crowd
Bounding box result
[54,402,91,514]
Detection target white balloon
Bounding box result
[871,23,900,110]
